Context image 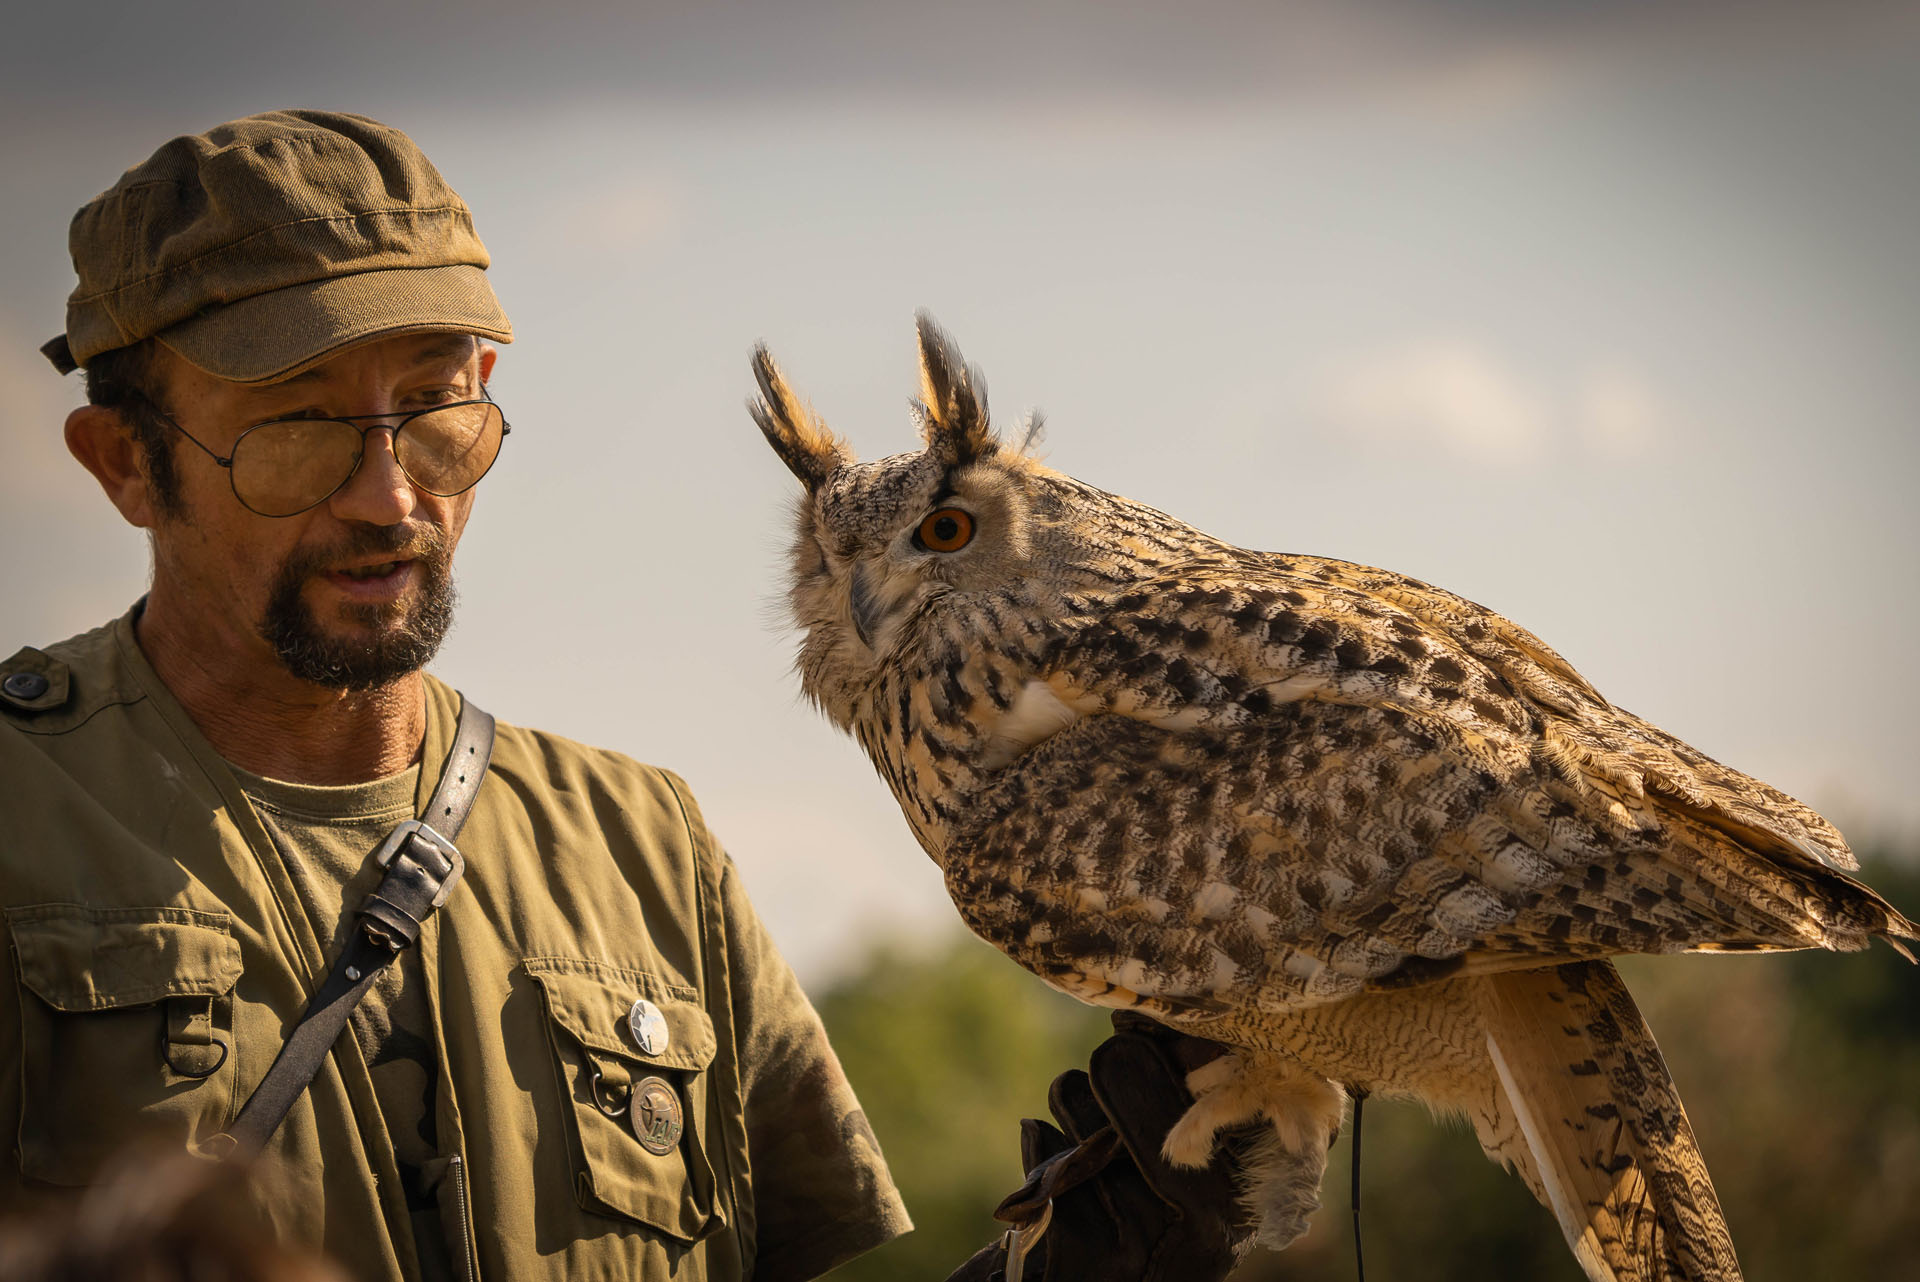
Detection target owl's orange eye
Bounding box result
[917,507,975,552]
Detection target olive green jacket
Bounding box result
[0,610,909,1280]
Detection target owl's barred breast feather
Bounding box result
[750,316,1917,1282]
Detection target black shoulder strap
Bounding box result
[212,697,496,1159]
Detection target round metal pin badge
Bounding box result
[628,997,669,1056]
[632,1076,684,1155]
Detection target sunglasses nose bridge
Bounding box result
[373,420,433,492]
[320,423,419,523]
[323,421,387,482]
[357,423,410,483]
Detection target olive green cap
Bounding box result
[43,109,512,384]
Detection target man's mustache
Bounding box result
[285,523,450,578]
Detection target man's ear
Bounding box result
[478,342,498,384]
[66,405,158,530]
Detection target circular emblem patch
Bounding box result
[632,1076,684,1156]
[628,998,669,1056]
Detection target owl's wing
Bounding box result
[945,559,1911,1020]
[1284,551,1865,879]
[1468,962,1741,1282]
[1066,553,1857,871]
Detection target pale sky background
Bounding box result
[3,1,1916,983]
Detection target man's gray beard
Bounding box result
[260,525,457,691]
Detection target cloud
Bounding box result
[4,0,1909,122]
[1313,339,1672,464]
[542,177,687,254]
[1316,338,1547,462]
[1577,361,1663,459]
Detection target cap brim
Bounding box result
[153,263,512,385]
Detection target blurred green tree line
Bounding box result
[816,851,1920,1281]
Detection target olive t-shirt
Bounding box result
[235,763,460,1281]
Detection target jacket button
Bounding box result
[2,672,49,700]
[628,998,669,1056]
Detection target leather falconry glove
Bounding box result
[944,1012,1255,1282]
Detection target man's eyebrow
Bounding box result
[407,335,479,367]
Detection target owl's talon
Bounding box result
[1160,1055,1244,1168]
[1166,1051,1345,1164]
[1163,1050,1346,1248]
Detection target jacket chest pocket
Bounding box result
[8,905,242,1186]
[523,958,723,1244]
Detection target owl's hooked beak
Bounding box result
[749,345,851,490]
[846,562,881,651]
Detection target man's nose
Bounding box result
[326,426,417,525]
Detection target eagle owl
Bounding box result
[749,315,1915,1281]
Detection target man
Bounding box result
[5,110,1245,1282]
[6,108,911,1281]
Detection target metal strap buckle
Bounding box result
[370,818,467,908]
[999,1200,1052,1282]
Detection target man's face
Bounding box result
[142,333,498,690]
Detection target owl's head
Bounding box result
[751,314,1219,731]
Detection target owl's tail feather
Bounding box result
[1656,803,1919,961]
[1469,962,1742,1282]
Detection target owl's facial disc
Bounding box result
[847,500,980,647]
[793,453,950,664]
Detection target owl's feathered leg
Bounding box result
[1162,1049,1346,1248]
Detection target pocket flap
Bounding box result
[8,906,241,1012]
[522,958,716,1072]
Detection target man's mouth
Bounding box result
[322,558,418,593]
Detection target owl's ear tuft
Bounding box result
[914,312,998,466]
[749,344,853,490]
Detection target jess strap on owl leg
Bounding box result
[945,1014,1254,1282]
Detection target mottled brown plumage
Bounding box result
[749,315,1916,1281]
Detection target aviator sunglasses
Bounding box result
[135,389,511,518]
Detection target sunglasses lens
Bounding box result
[395,402,506,497]
[231,419,365,516]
